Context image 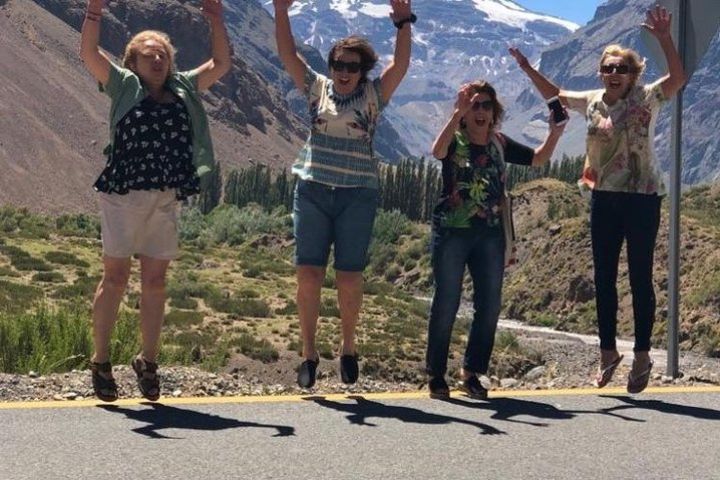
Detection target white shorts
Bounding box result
[98,189,179,260]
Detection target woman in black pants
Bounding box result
[510,5,685,393]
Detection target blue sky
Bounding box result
[514,0,605,26]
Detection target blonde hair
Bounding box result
[122,30,177,77]
[599,44,645,85]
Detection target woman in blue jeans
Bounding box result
[426,81,566,399]
[274,0,414,388]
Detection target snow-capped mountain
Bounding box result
[263,0,579,156]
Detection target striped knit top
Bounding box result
[291,68,386,188]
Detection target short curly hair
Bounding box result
[327,35,378,82]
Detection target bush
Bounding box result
[0,306,91,373]
[169,296,199,310]
[164,309,204,328]
[206,291,271,317]
[206,204,291,246]
[44,251,90,268]
[0,280,43,314]
[55,214,100,238]
[51,276,100,302]
[372,209,412,245]
[230,334,279,362]
[32,271,66,283]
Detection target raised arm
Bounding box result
[274,0,307,92]
[530,111,567,167]
[642,5,686,98]
[79,0,111,86]
[508,47,564,103]
[431,85,478,160]
[380,0,413,104]
[194,0,232,91]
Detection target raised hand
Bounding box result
[201,0,224,23]
[548,110,567,136]
[273,0,295,12]
[642,5,672,39]
[455,84,481,115]
[389,0,412,23]
[508,47,530,70]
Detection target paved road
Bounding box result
[2,387,719,480]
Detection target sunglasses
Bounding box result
[330,60,362,74]
[471,100,494,111]
[599,64,632,75]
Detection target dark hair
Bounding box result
[327,35,378,81]
[460,80,505,131]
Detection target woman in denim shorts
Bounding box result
[274,0,414,388]
[80,0,231,401]
[426,81,566,399]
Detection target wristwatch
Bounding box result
[393,13,417,29]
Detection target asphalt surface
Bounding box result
[2,387,719,480]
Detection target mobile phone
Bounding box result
[547,96,568,126]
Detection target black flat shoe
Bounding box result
[340,354,359,384]
[428,376,450,399]
[458,375,488,400]
[297,357,319,389]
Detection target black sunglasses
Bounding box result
[471,100,494,111]
[330,60,362,74]
[599,64,632,75]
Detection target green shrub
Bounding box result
[51,275,100,302]
[44,251,90,267]
[230,334,279,362]
[0,267,19,277]
[169,296,199,310]
[206,204,290,246]
[32,271,66,283]
[55,214,100,238]
[0,280,43,314]
[164,309,204,328]
[206,291,271,317]
[0,306,91,373]
[372,209,412,245]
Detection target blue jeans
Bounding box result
[426,227,506,377]
[293,179,379,272]
[591,190,661,352]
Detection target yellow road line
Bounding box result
[1,385,718,410]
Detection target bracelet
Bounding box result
[393,13,416,29]
[85,14,101,22]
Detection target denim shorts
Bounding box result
[293,179,379,272]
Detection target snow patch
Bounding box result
[471,0,579,31]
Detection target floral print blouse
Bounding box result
[563,80,667,195]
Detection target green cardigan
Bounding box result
[100,62,215,187]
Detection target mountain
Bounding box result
[262,0,580,156]
[0,0,307,213]
[509,0,720,185]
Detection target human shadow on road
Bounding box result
[303,395,505,435]
[98,403,296,439]
[442,397,573,427]
[599,395,720,421]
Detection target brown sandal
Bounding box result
[627,359,654,394]
[91,361,118,402]
[131,355,160,401]
[594,354,624,388]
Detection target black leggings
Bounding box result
[590,190,661,352]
